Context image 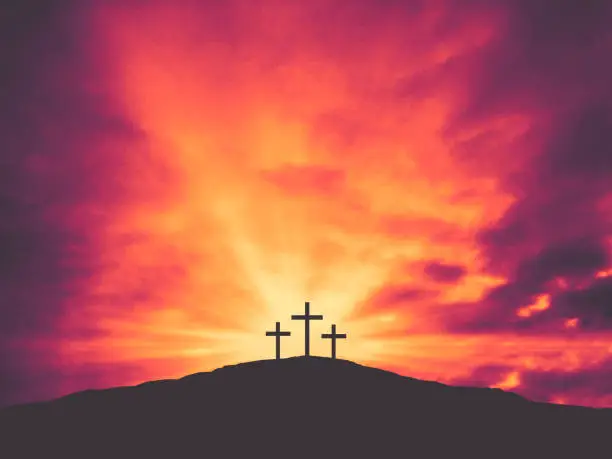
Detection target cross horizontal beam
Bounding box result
[322,333,346,339]
[291,314,323,320]
[266,331,291,337]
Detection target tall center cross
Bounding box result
[265,321,291,360]
[291,301,323,356]
[321,324,347,359]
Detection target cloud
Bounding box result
[261,165,345,197]
[448,238,610,332]
[517,238,608,285]
[519,357,612,406]
[441,0,612,337]
[547,277,612,330]
[369,285,433,308]
[0,0,146,405]
[451,364,512,388]
[452,356,612,407]
[1,0,612,409]
[424,261,467,283]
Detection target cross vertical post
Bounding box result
[291,302,323,356]
[265,321,291,360]
[321,324,347,359]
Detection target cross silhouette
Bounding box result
[291,302,323,356]
[321,324,347,359]
[265,321,291,360]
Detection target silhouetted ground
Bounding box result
[1,356,610,458]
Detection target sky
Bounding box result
[1,0,611,408]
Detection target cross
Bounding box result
[321,324,347,359]
[291,302,323,356]
[265,321,291,360]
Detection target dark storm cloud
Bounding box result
[449,0,612,126]
[423,261,466,283]
[519,357,612,404]
[1,2,77,331]
[0,356,146,408]
[452,357,612,406]
[0,1,140,407]
[448,240,611,333]
[443,0,612,333]
[516,238,608,287]
[534,276,612,331]
[451,364,510,388]
[540,105,612,181]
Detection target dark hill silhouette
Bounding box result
[1,356,610,458]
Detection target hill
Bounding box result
[1,356,610,458]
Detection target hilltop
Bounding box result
[1,356,610,458]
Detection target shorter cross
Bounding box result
[321,324,347,359]
[265,321,291,360]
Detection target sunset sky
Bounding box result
[1,0,611,408]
